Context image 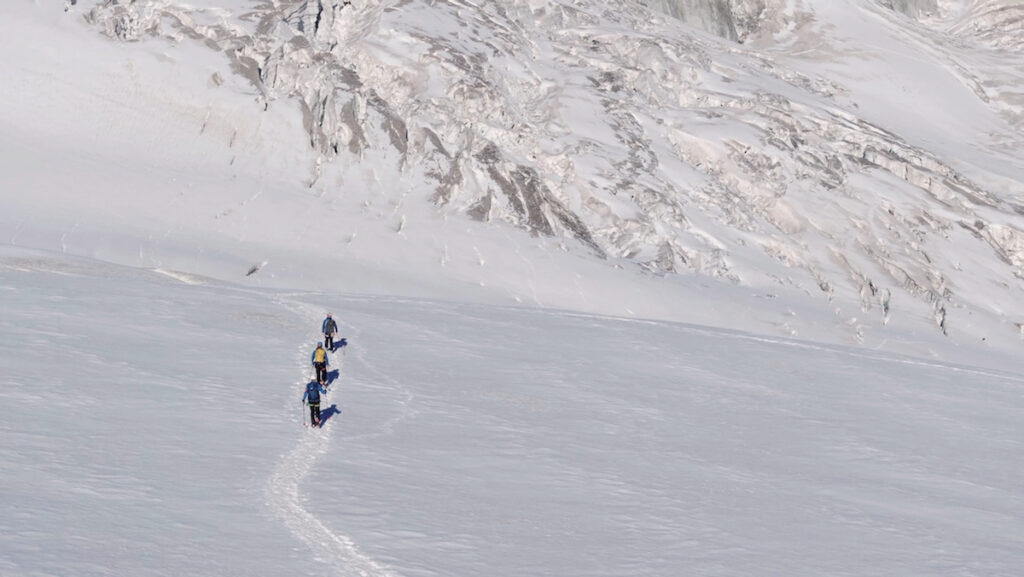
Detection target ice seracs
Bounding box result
[68,0,1024,346]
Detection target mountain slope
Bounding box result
[4,0,1023,358]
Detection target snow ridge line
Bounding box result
[265,296,399,577]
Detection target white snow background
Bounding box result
[4,249,1023,577]
[2,1,1024,576]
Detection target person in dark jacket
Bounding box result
[311,342,329,384]
[302,380,328,427]
[322,313,339,352]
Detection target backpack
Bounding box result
[306,383,321,403]
[313,348,326,363]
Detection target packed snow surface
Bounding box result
[3,249,1023,576]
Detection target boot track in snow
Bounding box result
[264,297,399,577]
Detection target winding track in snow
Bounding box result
[263,295,401,577]
[254,287,1022,577]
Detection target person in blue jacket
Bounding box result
[311,342,329,384]
[303,380,328,427]
[322,313,339,352]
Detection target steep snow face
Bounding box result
[640,0,740,40]
[874,0,1024,134]
[880,0,941,18]
[640,0,790,43]
[879,0,1024,47]
[871,0,1024,57]
[31,0,1024,348]
[892,0,1024,52]
[952,1,1024,51]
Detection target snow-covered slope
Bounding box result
[3,0,1023,357]
[5,3,1024,575]
[4,249,1023,577]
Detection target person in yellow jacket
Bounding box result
[310,342,329,384]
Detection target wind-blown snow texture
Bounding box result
[3,249,1023,577]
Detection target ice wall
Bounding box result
[639,0,792,43]
[880,0,940,18]
[641,0,739,40]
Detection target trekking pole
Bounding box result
[302,402,307,427]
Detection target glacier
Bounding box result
[46,0,1022,354]
[4,2,1024,576]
